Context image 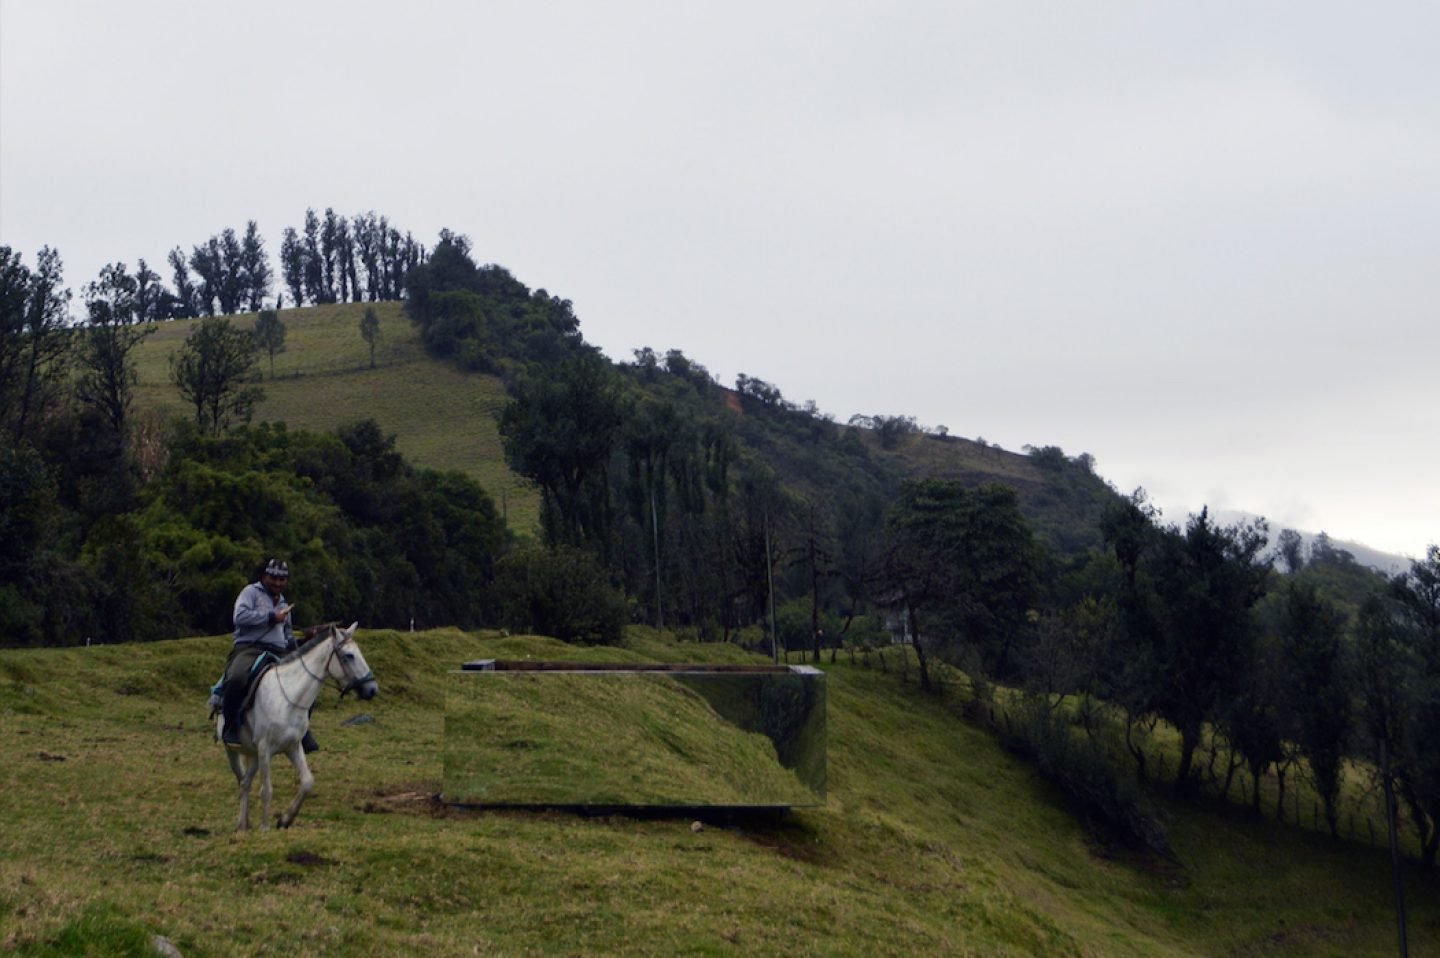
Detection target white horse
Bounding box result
[217,622,378,831]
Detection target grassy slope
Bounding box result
[130,303,541,534]
[1,631,1435,957]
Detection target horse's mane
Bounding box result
[279,622,344,664]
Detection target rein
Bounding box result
[275,626,373,708]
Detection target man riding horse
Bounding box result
[219,557,318,752]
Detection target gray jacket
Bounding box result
[232,581,295,652]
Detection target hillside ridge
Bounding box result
[127,301,1122,555]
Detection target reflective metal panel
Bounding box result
[444,662,826,808]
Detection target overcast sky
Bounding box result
[3,1,1436,559]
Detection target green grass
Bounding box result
[129,303,541,535]
[2,631,1435,956]
[445,670,817,807]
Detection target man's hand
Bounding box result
[274,603,296,623]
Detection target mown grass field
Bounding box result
[1,629,1435,957]
[129,303,541,534]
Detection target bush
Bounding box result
[1006,699,1173,859]
[496,544,627,645]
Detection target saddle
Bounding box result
[210,648,281,719]
[212,643,320,753]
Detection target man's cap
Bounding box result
[264,558,290,577]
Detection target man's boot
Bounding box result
[221,681,245,747]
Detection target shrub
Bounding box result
[1006,699,1173,859]
[495,544,627,645]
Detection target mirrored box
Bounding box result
[444,661,826,808]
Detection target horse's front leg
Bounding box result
[277,742,315,829]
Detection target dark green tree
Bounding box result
[302,208,324,305]
[133,258,171,322]
[352,211,382,301]
[1152,509,1270,794]
[500,351,626,552]
[279,227,306,306]
[320,208,342,303]
[0,246,72,446]
[77,262,155,439]
[239,220,272,312]
[885,479,1040,692]
[253,308,286,378]
[167,247,199,318]
[168,316,263,433]
[1275,528,1305,574]
[495,543,626,645]
[1391,545,1440,866]
[359,306,380,368]
[217,228,245,315]
[1215,630,1290,817]
[0,443,61,646]
[1276,580,1352,836]
[1097,492,1168,781]
[187,236,222,316]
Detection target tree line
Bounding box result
[2,209,426,326]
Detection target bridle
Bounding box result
[284,626,375,705]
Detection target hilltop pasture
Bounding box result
[129,302,541,535]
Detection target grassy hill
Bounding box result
[1,629,1435,956]
[130,303,541,534]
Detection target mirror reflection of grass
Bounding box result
[445,672,815,806]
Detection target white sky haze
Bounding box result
[2,0,1436,559]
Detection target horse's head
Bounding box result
[329,622,378,701]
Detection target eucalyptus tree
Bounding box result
[239,220,272,312]
[216,228,245,315]
[352,212,383,301]
[320,208,342,303]
[76,262,155,438]
[167,247,199,318]
[302,208,324,304]
[279,227,306,306]
[132,259,172,322]
[0,245,72,446]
